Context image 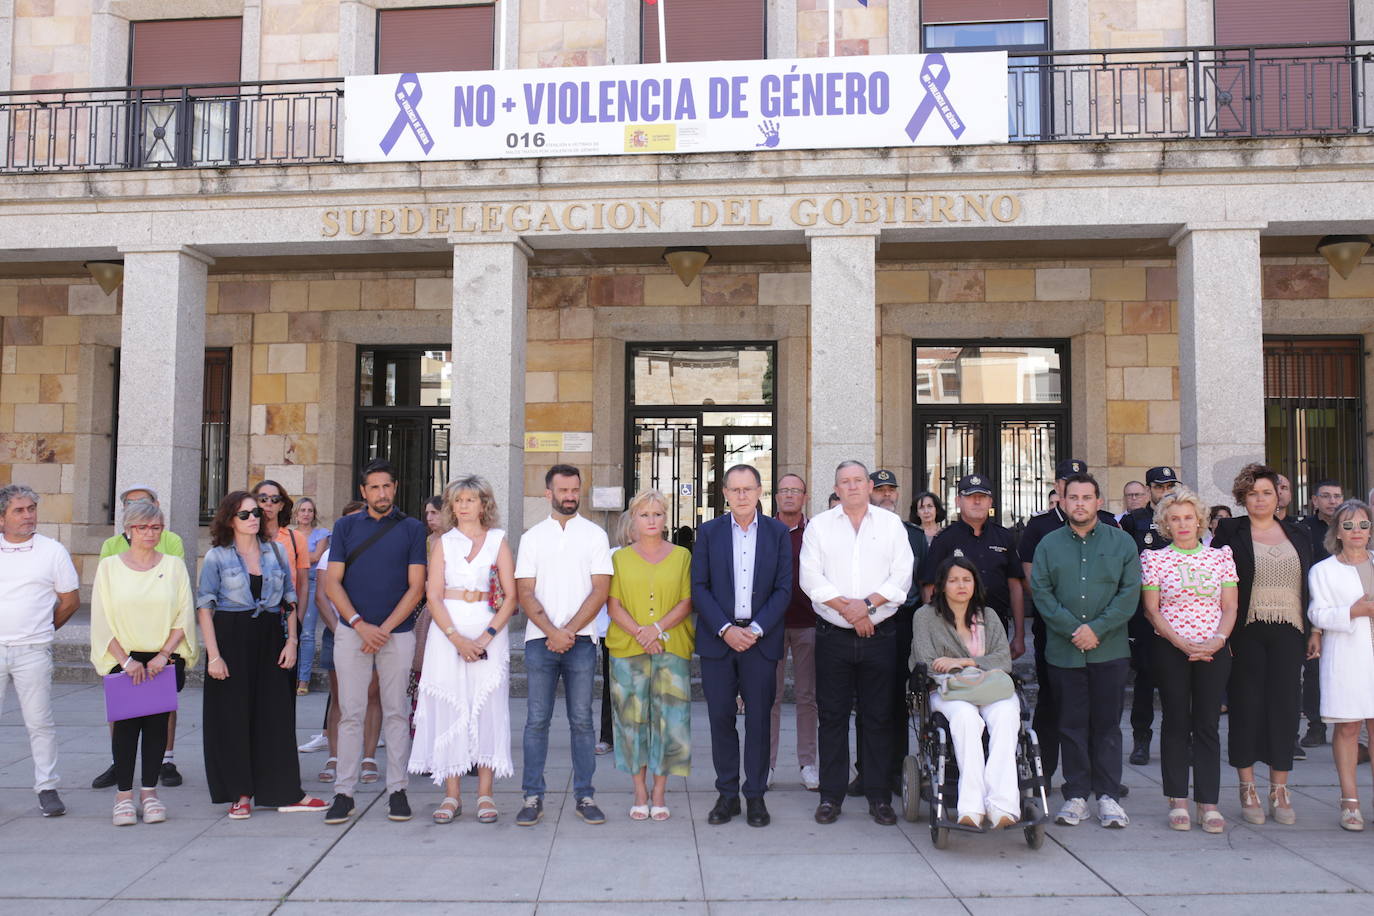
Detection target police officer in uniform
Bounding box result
[848,469,926,797]
[1018,459,1120,785]
[919,474,1025,656]
[1118,465,1179,766]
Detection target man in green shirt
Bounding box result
[91,485,187,790]
[1030,474,1140,830]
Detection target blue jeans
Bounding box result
[522,636,597,800]
[296,570,319,684]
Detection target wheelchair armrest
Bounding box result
[908,663,932,694]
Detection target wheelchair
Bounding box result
[900,663,1050,850]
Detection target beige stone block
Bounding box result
[300,32,336,63]
[10,461,61,494]
[0,287,16,317]
[15,346,66,375]
[270,280,309,313]
[39,374,76,404]
[1035,268,1091,300]
[558,370,593,401]
[643,274,701,306]
[252,435,286,466]
[562,18,604,50]
[521,21,565,52]
[1107,434,1125,467]
[252,373,286,404]
[759,272,810,305]
[255,313,289,344]
[1124,434,1178,468]
[266,403,307,436]
[251,404,267,436]
[1105,301,1123,336]
[415,277,450,310]
[0,375,40,404]
[1146,334,1178,367]
[526,371,558,403]
[13,404,64,432]
[68,284,116,315]
[1106,335,1147,367]
[876,270,929,304]
[286,373,320,404]
[308,279,360,311]
[527,309,561,341]
[929,270,984,302]
[40,493,73,524]
[1148,400,1180,435]
[1123,367,1173,401]
[361,278,415,310]
[252,344,270,375]
[560,307,594,339]
[1108,400,1149,434]
[527,339,594,372]
[1330,265,1374,298]
[268,343,307,374]
[985,269,1035,302]
[1091,267,1147,301]
[526,401,592,431]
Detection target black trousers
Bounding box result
[599,642,614,746]
[854,604,916,791]
[203,611,305,806]
[1030,615,1060,780]
[701,645,778,799]
[109,652,185,792]
[1151,635,1231,803]
[1128,612,1156,743]
[1301,656,1322,729]
[1227,621,1304,771]
[816,618,897,805]
[1049,656,1130,801]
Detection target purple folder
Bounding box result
[103,668,178,722]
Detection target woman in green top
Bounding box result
[606,488,695,821]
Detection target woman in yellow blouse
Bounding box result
[606,488,695,821]
[90,500,197,826]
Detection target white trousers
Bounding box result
[0,643,59,792]
[930,691,1020,819]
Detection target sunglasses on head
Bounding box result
[257,494,283,504]
[235,508,265,520]
[1340,520,1372,531]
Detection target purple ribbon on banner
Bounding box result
[379,73,435,155]
[905,54,965,142]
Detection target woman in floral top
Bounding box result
[1141,488,1238,833]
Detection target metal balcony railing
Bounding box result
[0,41,1370,174]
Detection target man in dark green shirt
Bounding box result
[1030,474,1141,830]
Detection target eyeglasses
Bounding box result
[1340,520,1372,531]
[235,508,265,520]
[776,488,805,496]
[128,524,164,534]
[257,494,283,504]
[0,541,34,553]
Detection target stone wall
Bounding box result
[260,0,340,79]
[11,0,94,91]
[797,0,888,58]
[520,0,608,69]
[1090,0,1187,48]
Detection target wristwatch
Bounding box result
[863,597,875,615]
[486,626,498,637]
[443,625,456,636]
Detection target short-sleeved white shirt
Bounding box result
[515,514,614,643]
[0,534,80,645]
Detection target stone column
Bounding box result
[116,247,213,556]
[450,237,530,541]
[1171,224,1267,508]
[807,230,878,515]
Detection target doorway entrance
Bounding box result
[355,347,451,519]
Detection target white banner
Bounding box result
[343,52,1008,162]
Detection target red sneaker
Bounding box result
[278,796,328,813]
[228,799,252,819]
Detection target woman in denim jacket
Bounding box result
[198,490,326,819]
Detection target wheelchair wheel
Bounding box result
[930,822,950,850]
[901,755,922,823]
[1024,820,1045,849]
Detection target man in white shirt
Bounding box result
[0,485,80,817]
[515,465,613,827]
[799,461,913,826]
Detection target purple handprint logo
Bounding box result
[755,120,780,148]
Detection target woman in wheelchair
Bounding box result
[911,557,1020,829]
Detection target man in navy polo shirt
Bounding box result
[322,459,427,825]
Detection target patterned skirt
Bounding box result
[610,652,691,777]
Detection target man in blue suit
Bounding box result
[693,464,793,828]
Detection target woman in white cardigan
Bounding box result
[1306,499,1374,832]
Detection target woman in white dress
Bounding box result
[1307,498,1374,832]
[408,475,517,824]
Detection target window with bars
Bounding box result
[128,18,244,166]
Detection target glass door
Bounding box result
[355,347,452,519]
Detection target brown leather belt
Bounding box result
[444,588,490,602]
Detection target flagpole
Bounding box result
[498,0,507,69]
[658,0,668,64]
[828,0,835,57]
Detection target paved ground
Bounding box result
[2,680,1371,914]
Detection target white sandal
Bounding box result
[113,798,137,827]
[1167,801,1191,831]
[360,757,380,784]
[432,797,460,824]
[477,795,499,824]
[318,757,337,783]
[140,792,167,824]
[1339,798,1364,832]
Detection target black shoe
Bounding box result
[746,797,770,828]
[37,789,65,817]
[846,775,865,798]
[91,763,117,789]
[1300,724,1327,748]
[1292,741,1307,762]
[708,795,741,825]
[388,790,412,821]
[814,800,841,824]
[574,797,606,825]
[868,801,898,826]
[1118,784,1130,798]
[516,795,544,826]
[159,762,183,787]
[1128,741,1149,766]
[324,794,355,825]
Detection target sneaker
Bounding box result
[91,763,117,789]
[594,741,613,756]
[159,762,183,787]
[38,789,65,817]
[325,794,355,825]
[575,797,606,825]
[298,733,330,753]
[800,765,820,791]
[387,790,412,822]
[1055,797,1090,826]
[1098,796,1130,828]
[516,795,544,826]
[1292,741,1308,762]
[1300,724,1327,748]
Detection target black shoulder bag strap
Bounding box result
[341,515,404,581]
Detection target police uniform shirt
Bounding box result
[1017,506,1120,567]
[919,519,1022,623]
[1120,505,1172,553]
[901,520,929,610]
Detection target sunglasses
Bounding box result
[257,494,283,504]
[1340,520,1372,531]
[235,508,265,520]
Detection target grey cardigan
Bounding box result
[910,603,1013,675]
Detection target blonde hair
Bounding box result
[1154,487,1208,540]
[441,475,499,530]
[614,508,635,547]
[625,488,669,540]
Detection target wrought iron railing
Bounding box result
[0,41,1370,173]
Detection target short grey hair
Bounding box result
[122,499,165,532]
[0,484,39,515]
[1325,499,1373,558]
[834,460,869,483]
